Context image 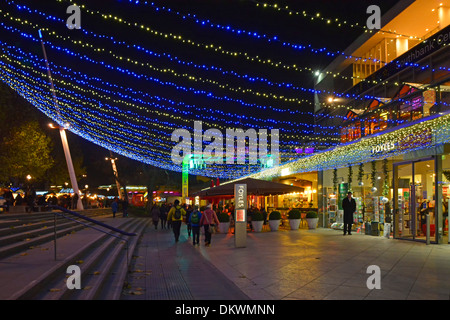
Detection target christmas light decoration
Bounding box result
[114,0,388,65]
[4,1,444,108]
[250,0,425,41]
[2,1,447,181]
[247,112,450,180]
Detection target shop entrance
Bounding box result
[393,158,436,242]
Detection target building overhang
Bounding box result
[246,111,450,179]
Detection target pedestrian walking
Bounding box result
[72,193,79,210]
[342,191,356,235]
[166,204,173,229]
[151,203,160,230]
[189,205,202,246]
[159,203,167,229]
[167,200,186,242]
[111,197,119,218]
[122,197,129,217]
[4,188,14,211]
[185,204,193,237]
[199,203,220,247]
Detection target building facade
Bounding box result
[247,0,450,244]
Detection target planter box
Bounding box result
[218,222,230,233]
[251,220,264,232]
[269,220,280,231]
[306,218,318,229]
[289,219,300,230]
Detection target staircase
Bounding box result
[0,208,150,300]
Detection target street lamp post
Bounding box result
[106,151,123,200]
[39,30,83,210]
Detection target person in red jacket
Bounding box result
[199,204,220,247]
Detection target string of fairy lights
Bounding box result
[1,43,331,141]
[3,1,441,121]
[249,0,425,41]
[4,0,441,107]
[249,112,450,180]
[48,0,449,108]
[0,39,330,178]
[0,0,447,178]
[55,0,439,88]
[118,0,391,66]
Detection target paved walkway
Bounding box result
[124,224,450,300]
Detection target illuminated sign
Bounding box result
[236,209,246,222]
[371,141,395,154]
[234,184,247,223]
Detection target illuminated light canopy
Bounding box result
[247,112,450,180]
[2,0,443,180]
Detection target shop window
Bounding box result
[378,112,388,131]
[438,83,450,112]
[393,84,418,101]
[340,127,348,144]
[350,121,361,141]
[411,96,424,121]
[422,88,436,116]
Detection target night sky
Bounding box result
[0,0,400,182]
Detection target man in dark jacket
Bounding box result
[342,191,356,235]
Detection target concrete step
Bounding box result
[0,210,113,259]
[31,218,147,300]
[67,218,150,300]
[1,217,147,300]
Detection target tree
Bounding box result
[0,120,54,185]
[45,130,87,186]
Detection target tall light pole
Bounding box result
[106,151,123,200]
[39,30,83,210]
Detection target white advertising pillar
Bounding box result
[234,184,247,248]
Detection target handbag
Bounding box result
[205,213,215,234]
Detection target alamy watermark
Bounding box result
[366,5,381,30]
[366,265,381,289]
[66,4,81,29]
[66,265,81,289]
[171,121,279,166]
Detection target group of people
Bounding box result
[111,197,129,218]
[2,187,49,212]
[147,200,220,247]
[1,187,114,212]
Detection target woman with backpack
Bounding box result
[167,199,186,242]
[189,205,202,246]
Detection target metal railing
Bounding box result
[48,205,136,265]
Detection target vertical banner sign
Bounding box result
[234,184,247,248]
[338,183,349,210]
[182,157,189,200]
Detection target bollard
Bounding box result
[426,214,430,245]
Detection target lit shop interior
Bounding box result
[318,152,450,244]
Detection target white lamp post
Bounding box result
[40,30,83,210]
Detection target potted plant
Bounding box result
[251,210,264,232]
[218,212,230,233]
[306,211,319,229]
[268,211,281,231]
[288,209,301,230]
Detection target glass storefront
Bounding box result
[393,158,436,242]
[317,152,450,244]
